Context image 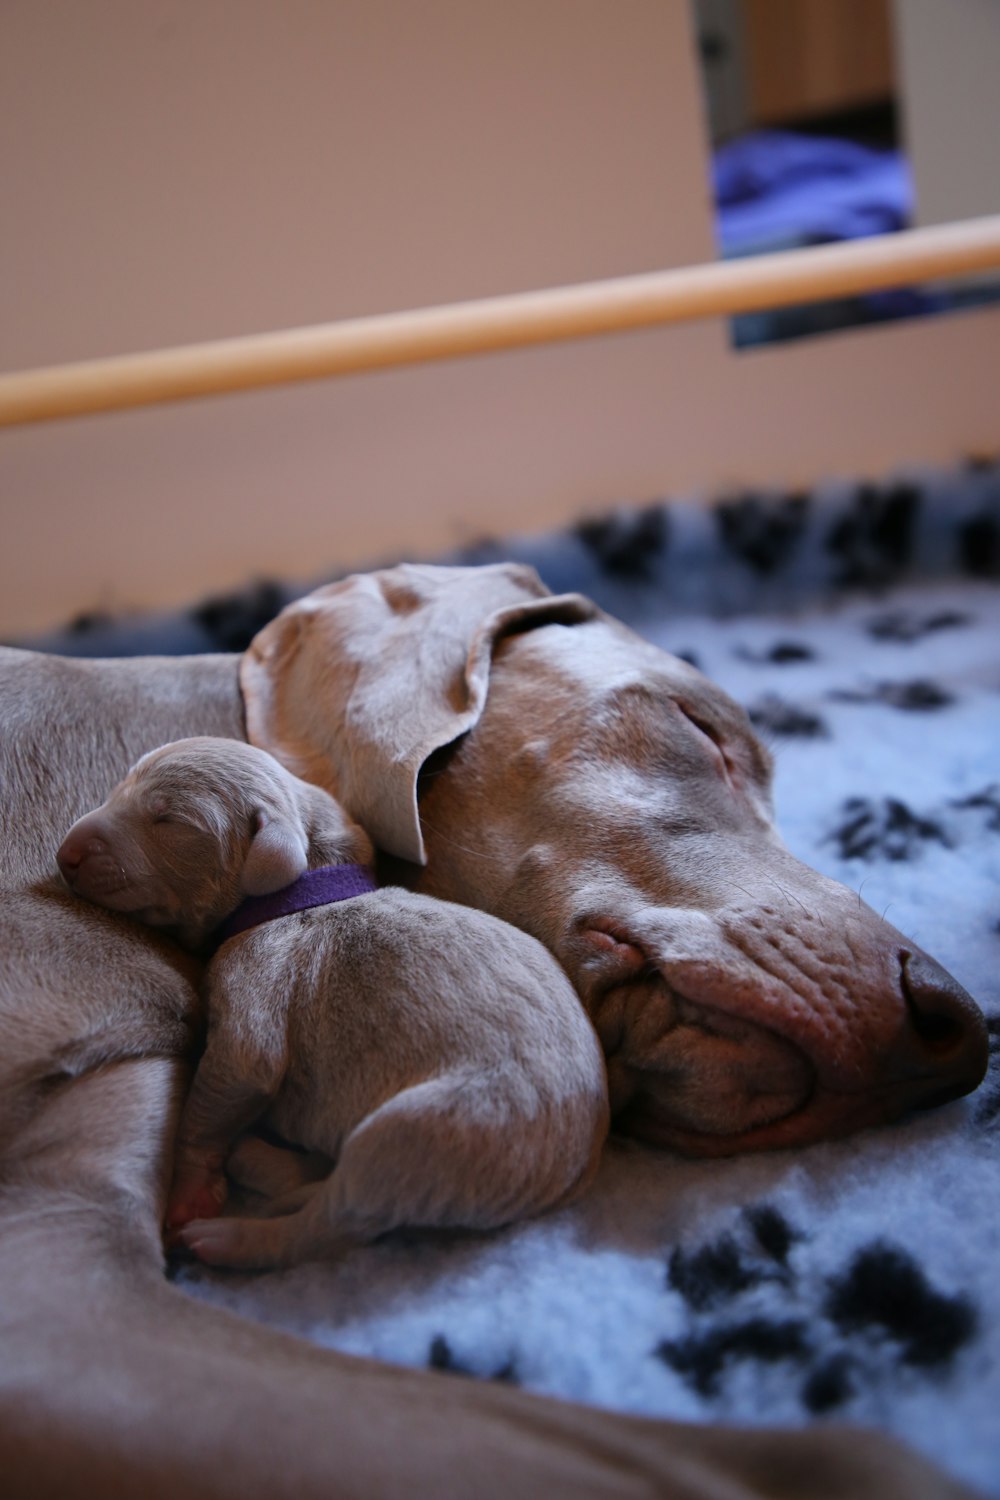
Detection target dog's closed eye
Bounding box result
[675,703,737,786]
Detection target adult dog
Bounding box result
[0,561,984,1499]
[243,563,988,1154]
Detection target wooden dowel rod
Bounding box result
[3,215,1000,428]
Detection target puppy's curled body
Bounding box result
[207,891,608,1266]
[58,737,609,1269]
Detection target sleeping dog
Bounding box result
[57,737,609,1269]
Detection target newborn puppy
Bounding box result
[57,738,609,1269]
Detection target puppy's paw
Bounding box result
[227,1135,329,1197]
[176,1214,288,1270]
[176,1217,245,1266]
[165,1170,228,1231]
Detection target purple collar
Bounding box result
[216,864,378,944]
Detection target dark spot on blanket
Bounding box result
[828,797,951,861]
[825,481,919,587]
[960,513,1000,578]
[748,694,829,739]
[964,452,999,473]
[737,640,816,664]
[429,1333,463,1372]
[953,785,1000,832]
[428,1335,518,1385]
[656,1210,980,1412]
[715,492,807,576]
[866,609,970,643]
[829,679,954,711]
[668,1235,763,1309]
[801,1353,856,1413]
[825,1243,976,1367]
[881,679,954,711]
[575,503,669,580]
[674,649,702,671]
[668,1207,800,1313]
[191,580,289,652]
[66,608,117,635]
[656,1319,811,1397]
[745,1205,799,1267]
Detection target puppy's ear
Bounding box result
[241,811,309,895]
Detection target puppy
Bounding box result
[57,737,609,1269]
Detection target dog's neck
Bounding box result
[215,864,377,946]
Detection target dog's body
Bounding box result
[58,739,608,1269]
[0,556,986,1498]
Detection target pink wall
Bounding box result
[2,0,998,634]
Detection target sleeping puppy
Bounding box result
[57,737,609,1269]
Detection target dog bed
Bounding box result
[17,458,1000,1495]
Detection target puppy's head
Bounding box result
[57,737,371,949]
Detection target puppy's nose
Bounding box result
[897,949,989,1107]
[57,832,108,879]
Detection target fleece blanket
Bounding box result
[18,461,1000,1494]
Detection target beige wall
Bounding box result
[2,0,998,636]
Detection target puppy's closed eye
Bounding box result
[148,803,199,834]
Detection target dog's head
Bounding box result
[241,563,989,1154]
[414,619,990,1154]
[57,738,371,949]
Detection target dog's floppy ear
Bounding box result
[240,563,599,864]
[241,811,309,895]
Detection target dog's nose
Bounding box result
[896,949,989,1106]
[57,832,108,879]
